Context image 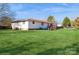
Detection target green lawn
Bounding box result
[0,29,79,55]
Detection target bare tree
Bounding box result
[0,3,15,28]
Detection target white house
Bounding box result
[57,24,62,27]
[11,19,56,30]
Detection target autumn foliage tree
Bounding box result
[71,20,75,28]
[74,17,79,28]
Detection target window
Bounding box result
[23,22,25,24]
[41,22,44,25]
[32,21,35,24]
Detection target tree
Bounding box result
[71,20,75,28]
[0,16,12,26]
[62,17,71,28]
[74,17,79,28]
[47,16,56,30]
[0,4,15,28]
[47,16,55,23]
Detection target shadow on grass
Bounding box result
[0,42,39,55]
[37,42,79,55]
[37,48,64,55]
[0,42,79,55]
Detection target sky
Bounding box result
[9,3,79,24]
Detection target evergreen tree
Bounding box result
[62,17,71,28]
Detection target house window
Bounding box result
[32,21,35,24]
[23,22,25,24]
[41,22,44,25]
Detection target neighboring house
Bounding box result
[57,24,63,29]
[0,22,9,29]
[11,19,56,30]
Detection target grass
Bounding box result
[0,29,79,55]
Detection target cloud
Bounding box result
[15,5,79,19]
[10,3,79,22]
[60,3,69,6]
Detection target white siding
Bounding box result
[11,21,48,30]
[11,21,29,30]
[28,21,48,29]
[20,21,29,30]
[40,23,48,29]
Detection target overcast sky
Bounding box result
[9,3,79,23]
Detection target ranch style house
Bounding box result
[11,19,56,30]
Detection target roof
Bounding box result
[12,19,53,24]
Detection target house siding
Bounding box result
[11,19,57,30]
[11,21,29,30]
[28,21,48,29]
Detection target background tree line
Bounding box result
[62,16,79,29]
[47,16,79,29]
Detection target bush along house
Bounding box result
[11,19,57,30]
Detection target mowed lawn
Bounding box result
[0,29,79,55]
